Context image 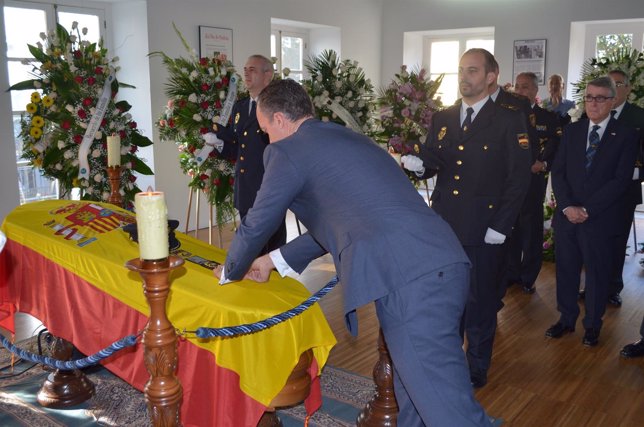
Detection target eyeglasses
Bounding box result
[584,95,614,103]
[614,82,629,88]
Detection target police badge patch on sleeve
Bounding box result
[517,133,529,149]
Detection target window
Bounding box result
[427,36,494,106]
[3,1,104,203]
[271,28,308,81]
[595,34,634,58]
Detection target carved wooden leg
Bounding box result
[127,256,184,427]
[356,328,398,426]
[37,336,95,408]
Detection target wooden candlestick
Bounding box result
[356,328,398,426]
[126,256,184,427]
[107,165,123,208]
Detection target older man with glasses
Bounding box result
[545,76,638,347]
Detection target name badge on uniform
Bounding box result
[234,112,240,124]
[438,126,447,141]
[517,133,529,149]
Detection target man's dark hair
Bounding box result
[464,48,499,74]
[608,69,630,85]
[517,71,539,88]
[257,79,314,121]
[587,76,617,98]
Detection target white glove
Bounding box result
[203,132,224,152]
[484,227,506,245]
[401,155,425,175]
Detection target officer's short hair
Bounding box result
[248,54,273,73]
[608,69,630,84]
[517,72,539,88]
[464,48,499,74]
[257,79,314,121]
[587,76,617,98]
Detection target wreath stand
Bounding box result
[184,188,237,248]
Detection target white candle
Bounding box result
[134,191,169,260]
[107,135,121,167]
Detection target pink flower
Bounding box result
[401,108,411,118]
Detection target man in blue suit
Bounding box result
[214,79,492,426]
[214,54,286,254]
[546,76,638,347]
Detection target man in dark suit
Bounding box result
[546,76,638,347]
[402,48,532,389]
[508,72,561,294]
[606,69,644,307]
[214,54,286,254]
[214,79,493,426]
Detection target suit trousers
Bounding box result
[375,262,491,427]
[608,197,638,295]
[462,244,507,377]
[554,224,612,330]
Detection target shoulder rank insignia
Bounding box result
[529,113,536,128]
[414,143,420,154]
[501,103,518,111]
[438,126,447,141]
[234,112,240,124]
[517,133,529,149]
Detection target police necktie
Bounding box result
[585,124,601,170]
[249,99,256,117]
[462,107,474,136]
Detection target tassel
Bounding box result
[304,414,311,427]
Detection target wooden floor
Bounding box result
[5,207,644,426]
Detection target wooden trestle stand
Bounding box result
[357,329,398,426]
[107,165,123,208]
[126,256,184,427]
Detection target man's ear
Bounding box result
[273,111,286,128]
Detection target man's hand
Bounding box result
[563,206,588,224]
[213,264,225,279]
[531,160,546,174]
[203,132,224,152]
[401,155,425,174]
[244,254,275,282]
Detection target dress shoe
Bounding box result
[545,322,575,338]
[470,373,487,389]
[582,328,600,347]
[578,289,585,299]
[522,283,535,294]
[607,293,622,307]
[620,339,644,358]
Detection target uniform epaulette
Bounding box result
[500,103,519,111]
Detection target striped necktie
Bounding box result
[585,124,601,170]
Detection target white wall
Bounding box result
[146,0,383,227]
[381,0,644,102]
[0,2,21,222]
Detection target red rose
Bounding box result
[74,76,84,84]
[73,134,83,144]
[200,174,209,181]
[222,76,229,86]
[188,146,196,153]
[168,118,175,128]
[200,101,209,110]
[215,100,222,109]
[209,150,217,157]
[201,83,210,91]
[229,177,234,185]
[101,119,107,127]
[200,58,208,66]
[73,50,82,58]
[178,99,187,108]
[95,66,103,75]
[200,127,209,134]
[86,77,96,86]
[61,120,72,130]
[77,109,87,119]
[129,174,137,182]
[130,145,138,153]
[213,178,221,186]
[82,97,93,107]
[129,121,137,129]
[119,130,127,139]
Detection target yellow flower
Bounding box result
[42,95,54,107]
[31,92,41,103]
[29,127,43,139]
[26,103,38,114]
[72,177,80,187]
[32,116,45,127]
[33,157,43,167]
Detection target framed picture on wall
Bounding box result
[512,39,546,85]
[199,26,233,61]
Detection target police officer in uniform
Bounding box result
[507,72,562,294]
[215,54,287,254]
[402,48,532,389]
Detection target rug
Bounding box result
[0,335,373,426]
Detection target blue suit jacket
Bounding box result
[551,117,638,236]
[225,119,470,333]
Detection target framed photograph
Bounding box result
[199,26,233,61]
[512,39,546,85]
